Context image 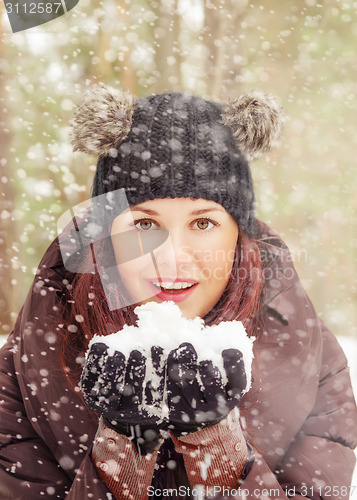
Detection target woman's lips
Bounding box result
[148,279,198,303]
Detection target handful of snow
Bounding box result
[88,301,254,393]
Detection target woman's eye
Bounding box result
[194,218,216,231]
[134,219,158,231]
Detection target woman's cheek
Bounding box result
[210,260,234,282]
[116,254,153,298]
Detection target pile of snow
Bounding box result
[89,301,254,390]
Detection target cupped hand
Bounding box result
[79,342,167,454]
[166,342,247,436]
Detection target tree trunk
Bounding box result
[152,0,182,93]
[0,27,16,334]
[203,0,247,99]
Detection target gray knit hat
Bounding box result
[70,86,285,238]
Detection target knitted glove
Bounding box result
[166,342,247,436]
[79,342,166,454]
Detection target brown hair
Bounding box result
[59,228,263,386]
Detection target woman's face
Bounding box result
[110,198,239,319]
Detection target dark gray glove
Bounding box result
[166,342,247,436]
[79,342,166,454]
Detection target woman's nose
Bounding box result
[153,231,194,270]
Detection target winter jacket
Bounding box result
[0,221,356,499]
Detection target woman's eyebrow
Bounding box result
[129,205,225,216]
[190,208,225,215]
[129,206,159,215]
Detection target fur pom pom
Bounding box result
[70,84,136,156]
[222,91,286,161]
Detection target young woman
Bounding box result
[0,87,356,500]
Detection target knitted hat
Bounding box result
[70,86,285,238]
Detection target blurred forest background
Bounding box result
[0,0,356,339]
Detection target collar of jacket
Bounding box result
[256,221,300,326]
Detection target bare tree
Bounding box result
[203,0,247,99]
[152,0,183,93]
[0,27,16,334]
